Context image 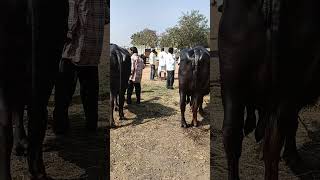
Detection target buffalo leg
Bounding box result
[191,96,201,127]
[114,95,119,111]
[180,92,187,128]
[0,90,13,180]
[28,58,58,179]
[110,94,116,127]
[282,112,300,165]
[222,93,244,180]
[198,96,204,116]
[13,105,28,156]
[244,105,256,136]
[119,89,126,120]
[189,96,193,112]
[263,111,285,180]
[28,106,48,179]
[28,80,54,179]
[53,59,77,135]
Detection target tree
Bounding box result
[159,10,209,49]
[159,27,180,48]
[130,28,158,47]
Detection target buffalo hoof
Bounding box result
[119,112,125,120]
[192,121,199,127]
[14,138,29,157]
[181,122,188,128]
[110,122,117,129]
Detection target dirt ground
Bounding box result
[210,57,320,180]
[110,64,210,180]
[10,26,109,180]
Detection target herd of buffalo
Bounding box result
[110,45,210,128]
[112,0,320,179]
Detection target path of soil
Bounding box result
[110,64,210,180]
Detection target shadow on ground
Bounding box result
[114,97,176,128]
[45,113,107,180]
[289,120,320,179]
[199,103,211,127]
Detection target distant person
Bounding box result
[158,48,167,80]
[154,51,159,78]
[165,47,176,89]
[127,47,145,104]
[149,49,157,80]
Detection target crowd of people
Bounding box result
[126,47,179,105]
[148,47,178,88]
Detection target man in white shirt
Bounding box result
[158,48,167,80]
[149,49,157,80]
[165,47,176,89]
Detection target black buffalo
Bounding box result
[218,0,320,179]
[110,44,131,127]
[178,46,210,128]
[0,1,68,179]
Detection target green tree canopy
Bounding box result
[130,28,158,48]
[159,10,209,49]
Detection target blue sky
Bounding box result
[110,0,210,47]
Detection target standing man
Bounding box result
[127,47,145,104]
[53,0,105,135]
[165,47,176,89]
[158,48,167,80]
[149,49,157,80]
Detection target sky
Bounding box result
[110,0,210,47]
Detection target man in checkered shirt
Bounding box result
[53,0,107,134]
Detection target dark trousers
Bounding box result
[127,80,141,103]
[53,59,99,133]
[150,65,155,80]
[167,70,175,88]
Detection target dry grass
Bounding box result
[110,65,210,180]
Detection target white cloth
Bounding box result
[158,51,167,67]
[165,53,175,71]
[149,52,156,65]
